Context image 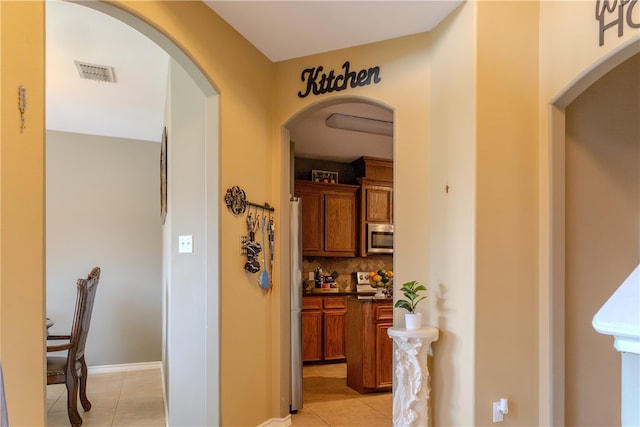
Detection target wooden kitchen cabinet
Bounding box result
[302,297,323,362]
[357,178,393,256]
[352,156,393,182]
[302,296,346,363]
[361,181,393,224]
[352,157,393,257]
[346,298,393,393]
[295,180,358,257]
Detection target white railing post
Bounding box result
[593,265,640,426]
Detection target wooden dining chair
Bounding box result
[47,267,101,427]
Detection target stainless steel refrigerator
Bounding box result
[290,197,303,412]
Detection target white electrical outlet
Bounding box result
[178,235,193,253]
[493,402,503,423]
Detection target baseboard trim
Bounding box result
[257,414,292,427]
[88,361,162,374]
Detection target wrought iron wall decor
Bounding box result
[224,186,275,215]
[224,186,276,290]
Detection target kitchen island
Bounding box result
[345,296,394,393]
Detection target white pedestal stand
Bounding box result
[387,327,439,427]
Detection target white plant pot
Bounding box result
[405,312,422,330]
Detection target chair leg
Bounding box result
[65,371,83,427]
[79,356,92,411]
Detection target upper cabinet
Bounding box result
[359,180,393,224]
[352,156,393,182]
[352,157,393,257]
[295,180,359,257]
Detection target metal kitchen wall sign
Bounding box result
[297,61,381,98]
[596,0,640,46]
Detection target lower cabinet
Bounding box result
[301,302,322,362]
[302,296,346,363]
[345,298,393,393]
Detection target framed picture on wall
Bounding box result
[160,126,167,225]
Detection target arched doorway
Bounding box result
[547,39,640,425]
[46,2,221,425]
[282,96,395,421]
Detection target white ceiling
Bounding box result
[46,0,169,142]
[204,1,463,62]
[46,0,462,160]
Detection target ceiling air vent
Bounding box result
[74,61,116,83]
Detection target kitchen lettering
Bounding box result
[297,61,381,98]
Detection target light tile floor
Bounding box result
[47,364,389,426]
[291,363,392,427]
[47,368,166,427]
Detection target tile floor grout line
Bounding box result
[108,371,127,426]
[307,405,331,427]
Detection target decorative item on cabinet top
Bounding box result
[311,169,338,184]
[224,186,276,290]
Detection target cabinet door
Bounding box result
[302,311,322,362]
[366,186,392,224]
[375,322,394,388]
[323,310,346,360]
[297,190,323,253]
[324,192,356,254]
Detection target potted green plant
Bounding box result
[394,280,427,330]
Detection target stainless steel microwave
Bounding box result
[367,223,394,254]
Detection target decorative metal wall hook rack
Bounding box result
[224,186,275,215]
[247,201,275,212]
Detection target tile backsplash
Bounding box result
[302,255,393,292]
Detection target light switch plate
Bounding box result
[178,235,193,253]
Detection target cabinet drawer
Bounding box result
[323,296,346,310]
[375,304,393,320]
[302,297,322,310]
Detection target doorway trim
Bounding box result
[542,36,640,426]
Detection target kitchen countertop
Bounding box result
[302,292,393,301]
[347,295,393,301]
[303,291,358,296]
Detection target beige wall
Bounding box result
[275,29,475,421]
[275,3,539,425]
[564,54,639,426]
[427,3,477,424]
[46,130,162,366]
[1,0,277,425]
[475,2,540,425]
[0,2,46,426]
[2,1,639,426]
